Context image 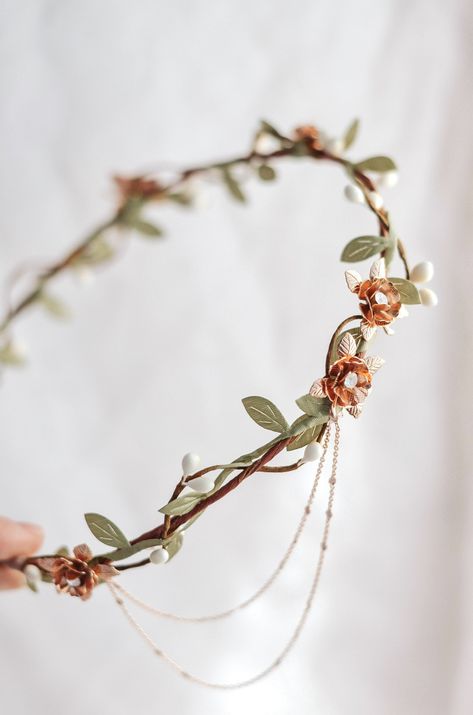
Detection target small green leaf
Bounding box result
[287,415,323,451]
[54,546,70,557]
[341,236,387,262]
[355,156,397,173]
[259,119,285,140]
[78,235,115,265]
[242,396,289,433]
[343,118,360,150]
[0,341,26,366]
[90,538,165,565]
[167,192,193,206]
[388,277,421,305]
[133,220,164,238]
[84,513,130,549]
[295,395,331,421]
[257,165,276,181]
[39,291,70,319]
[165,533,184,561]
[221,166,246,203]
[159,494,203,517]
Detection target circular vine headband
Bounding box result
[0,119,437,689]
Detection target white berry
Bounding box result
[302,442,323,463]
[379,170,399,188]
[326,137,344,157]
[419,287,438,307]
[187,475,215,493]
[369,192,384,210]
[410,261,434,284]
[24,564,41,583]
[181,452,201,476]
[149,547,169,565]
[344,184,365,204]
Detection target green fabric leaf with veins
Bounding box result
[242,396,289,433]
[341,236,387,262]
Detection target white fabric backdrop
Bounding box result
[1,1,472,713]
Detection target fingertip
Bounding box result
[0,566,26,590]
[0,518,45,559]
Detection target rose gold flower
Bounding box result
[293,125,323,152]
[345,259,401,340]
[37,544,118,601]
[310,331,385,418]
[114,175,163,205]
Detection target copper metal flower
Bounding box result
[293,125,323,152]
[37,544,118,601]
[345,259,401,340]
[310,332,384,417]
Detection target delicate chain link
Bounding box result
[107,419,341,690]
[112,425,332,622]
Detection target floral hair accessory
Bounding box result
[0,118,437,688]
[309,332,384,418]
[37,544,118,601]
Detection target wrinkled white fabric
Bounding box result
[0,1,472,713]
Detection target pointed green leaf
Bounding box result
[295,395,331,421]
[90,538,165,565]
[84,513,130,549]
[341,236,387,262]
[159,494,203,517]
[221,166,246,202]
[343,118,360,150]
[165,533,184,561]
[39,291,70,319]
[0,341,26,366]
[388,277,421,305]
[355,156,397,173]
[242,396,289,433]
[133,220,164,238]
[259,119,285,140]
[287,415,324,451]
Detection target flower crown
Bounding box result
[0,119,436,686]
[1,118,437,593]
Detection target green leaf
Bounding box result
[159,494,203,517]
[355,156,397,173]
[257,165,276,181]
[84,513,130,549]
[165,533,184,561]
[0,341,26,366]
[341,236,387,262]
[90,538,165,565]
[167,192,193,206]
[221,166,246,203]
[242,396,289,433]
[132,220,164,238]
[39,291,70,319]
[388,277,421,305]
[343,118,360,150]
[78,235,115,265]
[295,395,331,421]
[259,119,285,140]
[287,415,323,451]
